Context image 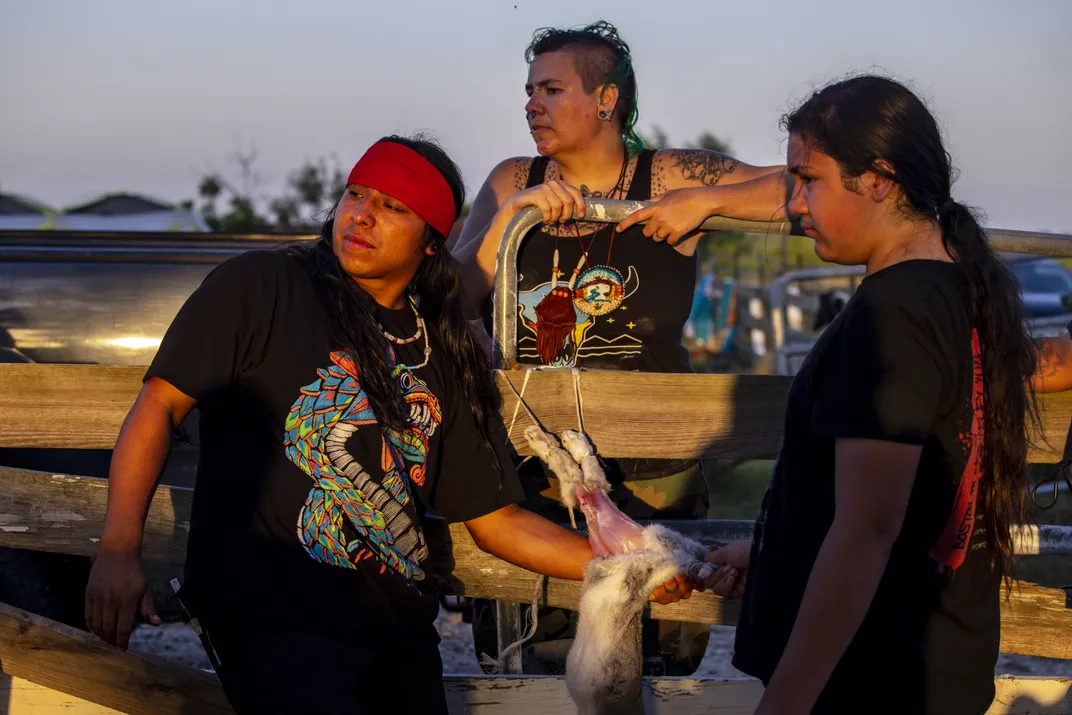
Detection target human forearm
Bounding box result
[758,521,895,714]
[699,168,795,222]
[100,392,180,552]
[1032,337,1072,393]
[466,504,593,580]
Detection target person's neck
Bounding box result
[552,132,628,192]
[353,277,409,310]
[865,219,951,275]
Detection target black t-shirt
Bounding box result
[510,150,698,483]
[733,260,1000,715]
[514,149,697,375]
[146,249,524,640]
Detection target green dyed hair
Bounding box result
[525,20,644,157]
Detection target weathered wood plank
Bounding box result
[464,675,1072,715]
[3,364,1070,461]
[496,369,794,461]
[2,468,1070,658]
[0,602,233,715]
[0,675,125,714]
[0,365,144,451]
[2,626,1069,715]
[3,675,1071,715]
[0,467,190,568]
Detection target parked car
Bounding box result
[1005,253,1072,319]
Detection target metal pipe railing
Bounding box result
[491,198,1072,368]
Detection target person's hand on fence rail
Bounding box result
[699,540,751,599]
[85,548,161,650]
[616,187,718,246]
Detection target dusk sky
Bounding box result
[2,0,1069,232]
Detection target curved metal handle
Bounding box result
[490,198,793,368]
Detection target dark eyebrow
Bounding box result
[525,78,564,91]
[788,164,812,177]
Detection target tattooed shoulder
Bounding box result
[510,157,534,192]
[657,149,740,189]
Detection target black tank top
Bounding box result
[515,149,697,373]
[514,150,698,482]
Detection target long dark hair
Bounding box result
[283,134,503,465]
[526,20,643,156]
[782,75,1040,581]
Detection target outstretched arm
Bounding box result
[1032,335,1072,393]
[464,504,692,604]
[465,504,592,580]
[615,148,794,248]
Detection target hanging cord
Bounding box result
[1031,459,1072,510]
[478,574,546,674]
[502,368,538,470]
[501,368,586,528]
[572,368,586,434]
[569,367,589,528]
[504,368,536,443]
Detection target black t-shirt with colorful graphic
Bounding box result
[145,249,524,641]
[514,149,697,375]
[511,150,699,483]
[732,260,1001,715]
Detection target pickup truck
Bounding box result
[0,229,312,627]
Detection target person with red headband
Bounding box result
[84,134,694,714]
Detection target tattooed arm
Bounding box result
[1032,335,1072,393]
[652,148,780,194]
[618,150,794,250]
[651,148,792,219]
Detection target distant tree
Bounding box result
[190,143,346,234]
[191,144,273,233]
[269,157,347,233]
[639,125,733,155]
[639,125,671,150]
[689,131,732,155]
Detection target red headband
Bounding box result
[346,141,457,238]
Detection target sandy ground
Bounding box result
[128,609,1071,679]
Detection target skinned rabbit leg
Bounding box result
[522,424,584,528]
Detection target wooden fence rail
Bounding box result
[1,465,1070,660]
[3,364,1072,461]
[1,363,1071,713]
[2,602,1070,715]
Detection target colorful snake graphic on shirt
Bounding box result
[283,350,442,582]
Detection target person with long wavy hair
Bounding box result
[84,134,693,714]
[650,75,1039,714]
